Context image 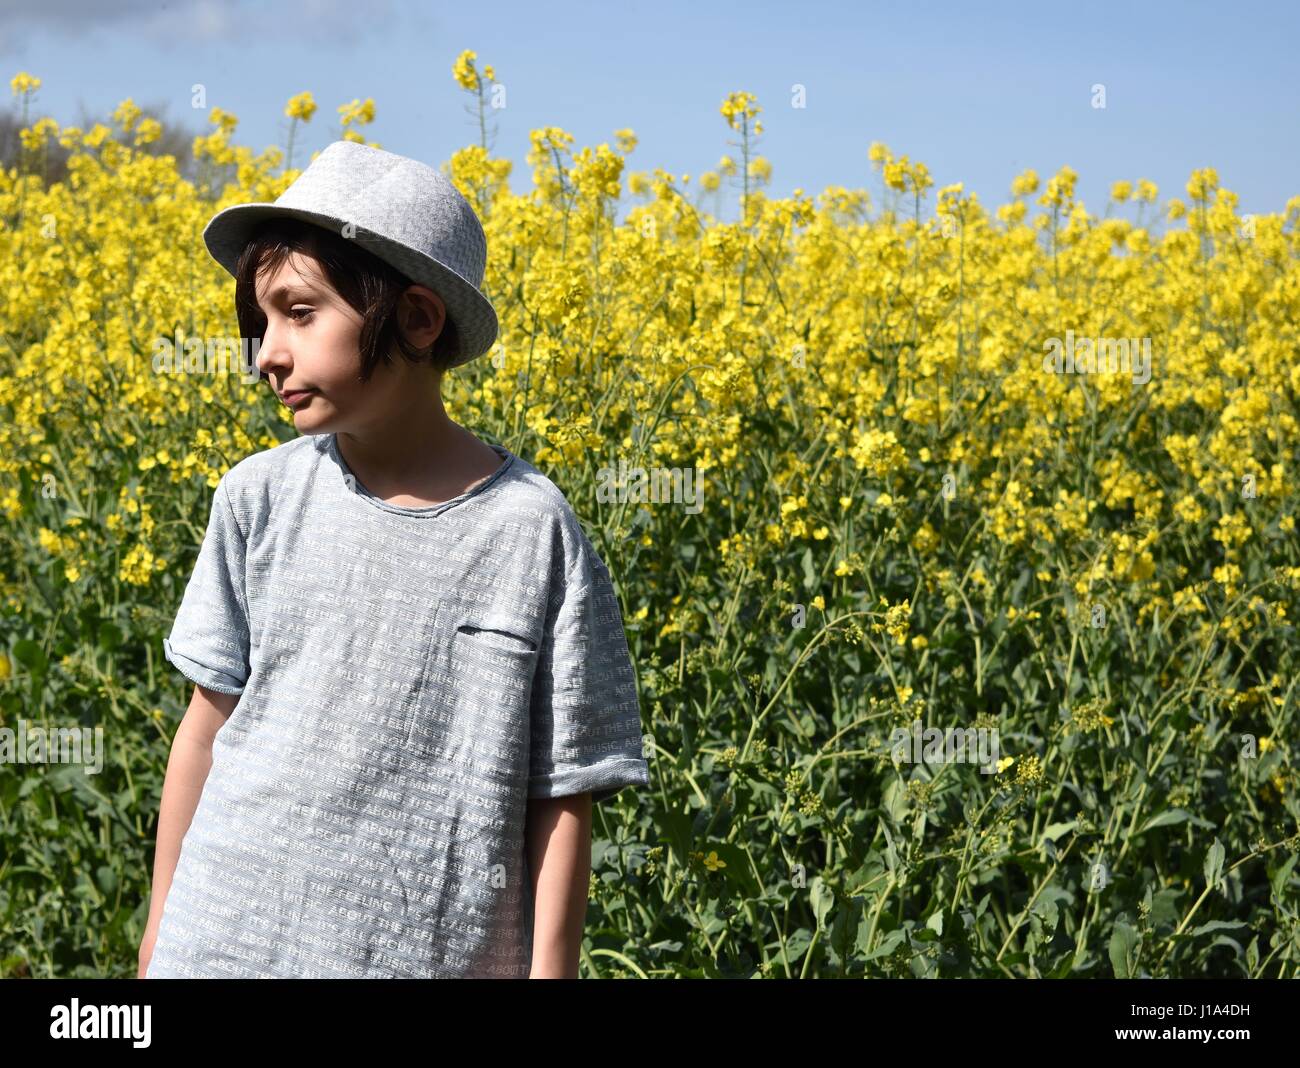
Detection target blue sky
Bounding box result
[4,0,1297,222]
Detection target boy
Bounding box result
[139,141,651,979]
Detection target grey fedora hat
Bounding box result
[202,139,498,368]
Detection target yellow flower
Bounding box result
[1038,165,1078,208]
[1186,167,1219,202]
[1013,754,1044,786]
[134,117,162,145]
[850,428,906,477]
[113,97,142,132]
[872,597,911,646]
[720,91,761,132]
[11,71,41,96]
[285,91,317,122]
[1066,698,1115,734]
[453,49,482,91]
[1010,169,1039,197]
[338,97,376,128]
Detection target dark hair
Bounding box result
[233,216,460,383]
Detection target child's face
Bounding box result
[252,251,442,433]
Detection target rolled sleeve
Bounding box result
[528,528,650,806]
[163,476,251,696]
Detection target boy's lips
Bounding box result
[280,388,317,408]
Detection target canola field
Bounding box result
[1,57,1298,977]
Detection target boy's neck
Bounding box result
[331,405,503,508]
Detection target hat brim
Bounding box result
[202,203,498,369]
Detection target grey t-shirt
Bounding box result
[145,432,650,978]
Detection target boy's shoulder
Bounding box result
[493,449,591,540]
[500,451,613,583]
[216,433,318,486]
[209,434,320,522]
[228,432,319,474]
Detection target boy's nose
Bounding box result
[254,326,292,377]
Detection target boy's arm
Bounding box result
[524,792,592,979]
[138,683,238,977]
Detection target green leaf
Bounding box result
[863,928,906,961]
[95,864,118,895]
[882,777,910,823]
[1150,888,1181,927]
[782,928,813,965]
[1048,951,1078,978]
[809,876,834,930]
[1031,891,1061,932]
[1139,809,1191,833]
[1269,852,1297,904]
[1108,921,1141,978]
[926,908,944,936]
[1040,820,1077,845]
[11,639,47,676]
[1204,838,1225,890]
[801,547,816,591]
[829,902,857,961]
[1188,920,1246,937]
[880,822,901,875]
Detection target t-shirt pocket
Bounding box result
[404,608,538,762]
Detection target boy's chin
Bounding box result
[290,411,332,433]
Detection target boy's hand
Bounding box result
[525,792,593,979]
[137,919,160,978]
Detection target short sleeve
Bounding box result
[162,476,251,696]
[528,529,650,806]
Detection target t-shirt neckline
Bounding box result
[326,432,515,518]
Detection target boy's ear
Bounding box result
[398,284,449,352]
